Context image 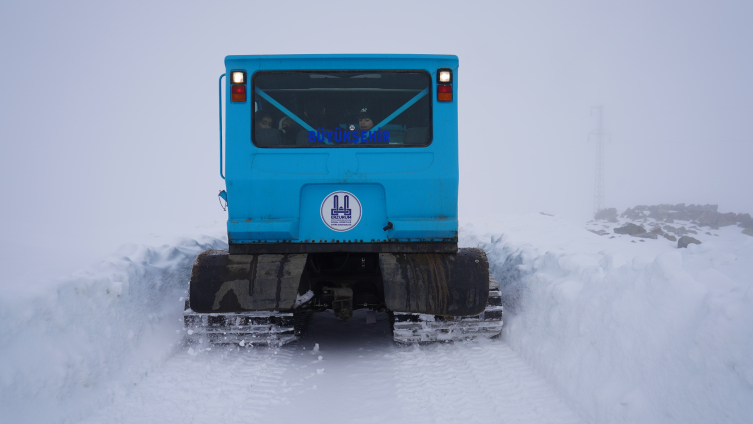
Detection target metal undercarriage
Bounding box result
[184,247,503,346]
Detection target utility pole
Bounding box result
[589,106,609,214]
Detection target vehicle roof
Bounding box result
[225,54,457,61]
[225,54,458,70]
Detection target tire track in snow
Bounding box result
[76,311,583,424]
[393,340,583,424]
[76,346,294,424]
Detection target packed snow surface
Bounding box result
[1,213,751,423]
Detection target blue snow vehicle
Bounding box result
[185,55,502,345]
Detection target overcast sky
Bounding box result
[1,0,752,282]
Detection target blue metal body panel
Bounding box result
[222,55,459,245]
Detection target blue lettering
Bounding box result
[383,130,390,143]
[344,131,351,143]
[369,131,377,143]
[334,129,342,143]
[308,131,316,142]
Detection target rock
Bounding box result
[663,234,677,241]
[685,205,720,225]
[743,227,753,237]
[594,208,618,222]
[737,213,752,228]
[698,210,720,227]
[611,203,753,235]
[694,204,718,212]
[588,229,609,236]
[675,226,697,234]
[614,223,646,235]
[634,232,658,239]
[648,204,674,221]
[664,225,693,236]
[678,236,701,248]
[621,207,643,220]
[686,205,702,220]
[686,204,718,221]
[668,210,690,221]
[717,212,737,227]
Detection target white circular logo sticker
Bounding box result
[320,191,362,232]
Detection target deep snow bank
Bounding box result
[461,215,753,424]
[0,236,226,424]
[2,214,751,424]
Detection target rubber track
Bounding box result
[390,274,504,344]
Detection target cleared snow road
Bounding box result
[78,310,582,424]
[5,217,752,423]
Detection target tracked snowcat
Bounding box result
[184,55,503,345]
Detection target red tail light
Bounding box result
[231,84,246,102]
[437,84,452,102]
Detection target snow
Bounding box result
[462,213,753,423]
[0,236,226,424]
[73,310,580,424]
[1,213,752,423]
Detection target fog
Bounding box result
[1,0,751,282]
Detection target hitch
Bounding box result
[328,287,354,321]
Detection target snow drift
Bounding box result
[0,236,226,424]
[461,214,753,423]
[2,214,752,424]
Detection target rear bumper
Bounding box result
[228,241,458,254]
[227,218,458,242]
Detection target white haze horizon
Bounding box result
[1,0,752,283]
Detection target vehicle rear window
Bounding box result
[252,71,432,147]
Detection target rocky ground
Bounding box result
[587,204,753,247]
